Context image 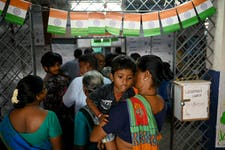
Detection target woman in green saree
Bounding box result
[0,75,63,150]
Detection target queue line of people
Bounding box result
[0,48,174,150]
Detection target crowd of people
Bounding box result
[0,48,174,150]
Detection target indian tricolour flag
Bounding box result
[47,8,68,35]
[192,0,216,21]
[70,12,88,36]
[5,0,31,25]
[123,13,141,36]
[159,8,180,34]
[142,12,160,37]
[0,0,6,16]
[88,12,105,34]
[105,12,122,36]
[176,1,198,29]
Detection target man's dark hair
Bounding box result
[115,47,122,54]
[79,54,98,70]
[105,53,118,67]
[41,51,62,68]
[74,49,82,59]
[84,48,93,54]
[130,52,141,61]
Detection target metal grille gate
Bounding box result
[173,19,215,150]
[0,12,33,118]
[0,0,216,149]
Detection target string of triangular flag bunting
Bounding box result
[0,0,216,37]
[0,0,30,25]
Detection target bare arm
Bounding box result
[50,136,63,150]
[90,123,107,142]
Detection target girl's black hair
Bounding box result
[41,51,62,68]
[136,55,174,88]
[13,75,44,108]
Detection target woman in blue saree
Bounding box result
[0,75,63,150]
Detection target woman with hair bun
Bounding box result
[90,55,174,150]
[0,75,63,150]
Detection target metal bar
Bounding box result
[29,9,36,75]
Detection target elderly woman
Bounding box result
[0,75,62,150]
[90,55,174,150]
[74,70,104,150]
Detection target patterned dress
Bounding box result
[43,73,74,150]
[43,73,69,116]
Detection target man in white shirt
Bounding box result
[63,53,111,114]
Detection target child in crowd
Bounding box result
[41,51,70,112]
[41,51,73,150]
[90,55,174,150]
[86,55,137,149]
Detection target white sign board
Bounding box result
[174,80,211,121]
